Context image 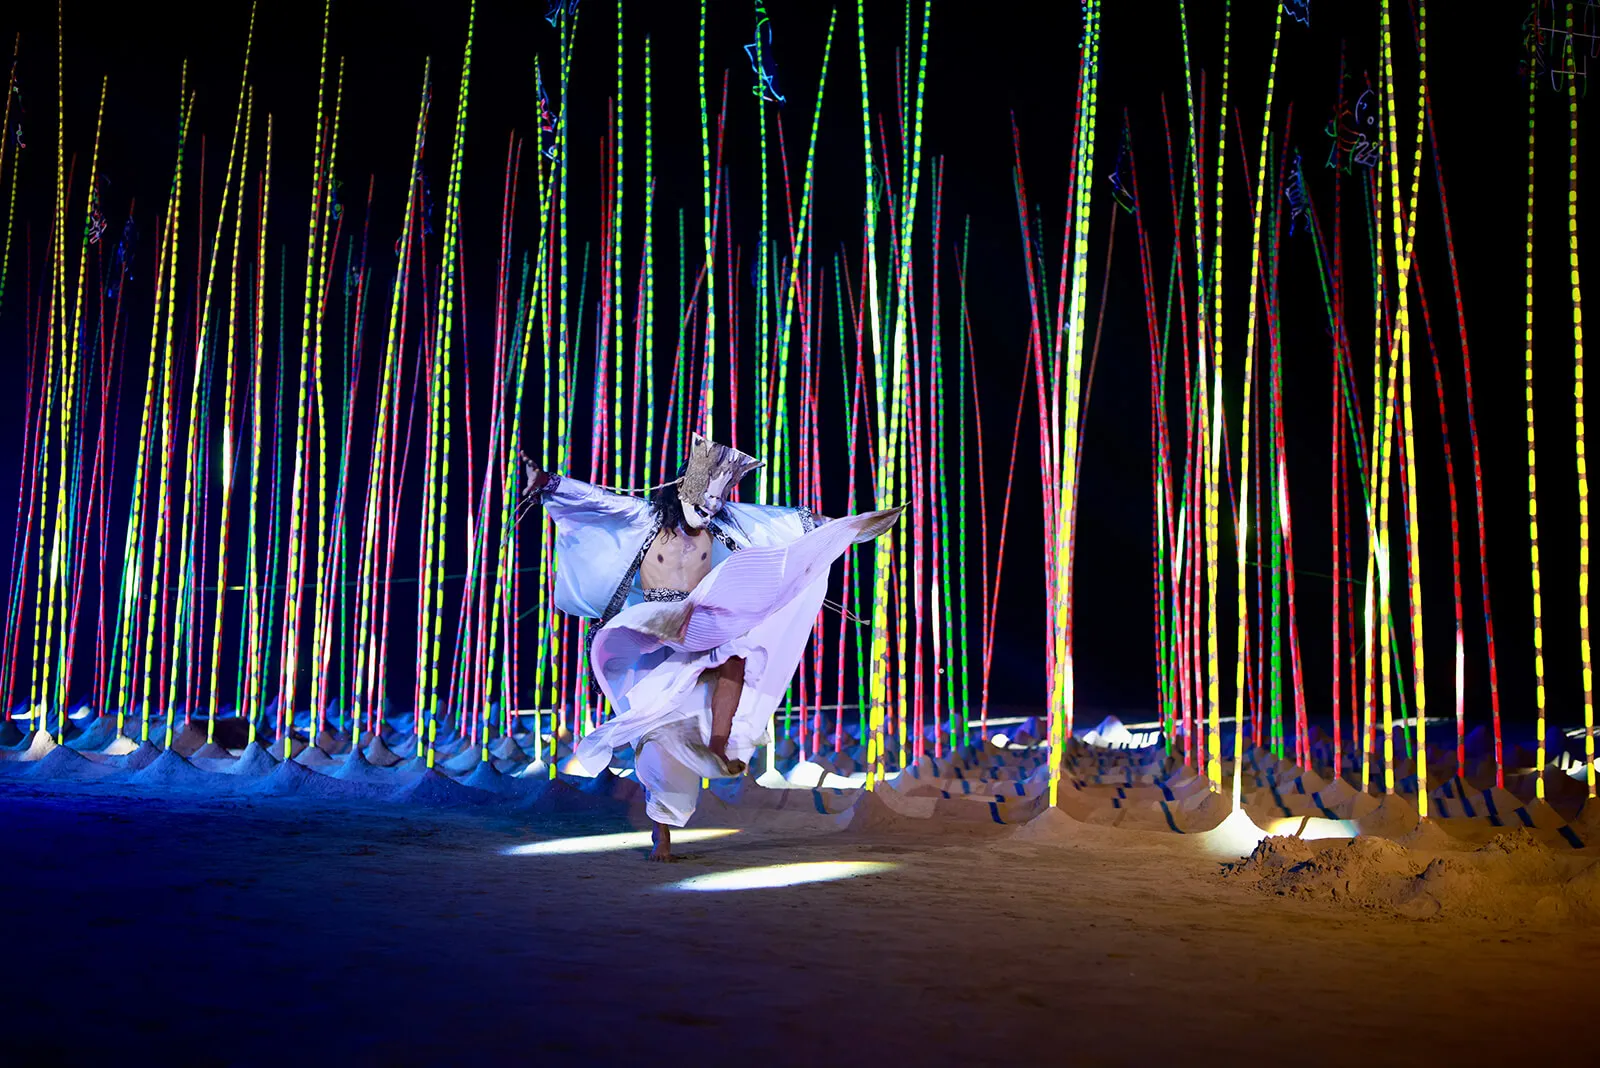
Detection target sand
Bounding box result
[120,739,163,772]
[230,741,280,778]
[1226,828,1600,923]
[390,767,494,807]
[1,769,1595,1066]
[333,746,393,783]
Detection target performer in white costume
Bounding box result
[522,434,900,860]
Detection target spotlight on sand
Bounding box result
[501,829,737,856]
[1267,816,1359,841]
[1199,809,1272,858]
[664,861,896,892]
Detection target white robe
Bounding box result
[541,475,898,826]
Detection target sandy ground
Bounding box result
[3,777,1595,1067]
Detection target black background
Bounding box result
[0,0,1592,739]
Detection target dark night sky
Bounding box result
[0,1,1593,733]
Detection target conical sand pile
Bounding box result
[26,744,115,781]
[132,748,211,786]
[390,768,493,807]
[230,741,280,778]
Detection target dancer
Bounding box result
[522,434,900,860]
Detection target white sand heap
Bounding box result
[333,746,393,783]
[66,716,119,752]
[462,760,521,795]
[252,756,378,800]
[441,745,483,774]
[131,748,211,786]
[17,730,60,762]
[490,734,529,763]
[98,734,141,757]
[230,741,280,778]
[121,740,163,772]
[267,736,304,761]
[1011,806,1091,845]
[25,744,117,781]
[514,758,550,780]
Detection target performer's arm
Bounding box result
[520,453,646,531]
[716,501,825,547]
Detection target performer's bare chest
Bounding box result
[639,527,714,592]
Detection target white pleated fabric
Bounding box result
[569,507,901,827]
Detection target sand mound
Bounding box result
[1474,828,1570,884]
[514,759,551,780]
[190,742,236,761]
[1578,800,1600,839]
[398,755,433,775]
[26,744,117,781]
[1565,859,1600,915]
[253,757,375,800]
[294,745,335,768]
[14,730,60,762]
[490,735,529,762]
[171,723,210,758]
[333,747,393,783]
[132,748,212,786]
[685,783,845,829]
[230,741,280,778]
[462,761,520,795]
[99,734,141,757]
[121,740,163,772]
[364,735,404,767]
[66,716,119,752]
[0,718,23,747]
[1011,806,1090,844]
[389,768,494,807]
[1225,835,1422,910]
[835,789,928,832]
[267,736,304,761]
[1226,828,1600,923]
[1396,818,1462,852]
[315,729,350,755]
[441,746,483,774]
[1355,794,1421,839]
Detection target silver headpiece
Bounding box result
[679,432,762,514]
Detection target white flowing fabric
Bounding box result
[565,507,900,827]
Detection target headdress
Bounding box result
[679,432,762,514]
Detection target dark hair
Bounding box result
[650,461,692,537]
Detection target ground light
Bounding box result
[663,861,896,892]
[1265,816,1359,841]
[501,829,737,856]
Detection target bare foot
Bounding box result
[708,735,746,776]
[647,822,672,862]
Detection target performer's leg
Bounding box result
[650,821,672,862]
[636,735,699,861]
[709,655,746,770]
